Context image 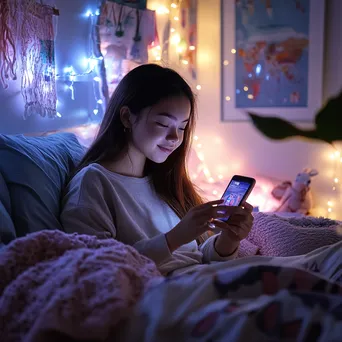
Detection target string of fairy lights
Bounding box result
[144,1,342,217]
[52,1,341,218]
[327,149,342,217]
[148,1,202,91]
[55,7,104,119]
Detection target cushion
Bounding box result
[0,133,85,239]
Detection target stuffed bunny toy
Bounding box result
[271,168,319,215]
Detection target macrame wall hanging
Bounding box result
[0,0,59,118]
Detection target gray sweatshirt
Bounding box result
[60,163,237,275]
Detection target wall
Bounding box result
[0,0,101,134]
[0,0,341,218]
[195,0,342,219]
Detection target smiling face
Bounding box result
[129,95,191,164]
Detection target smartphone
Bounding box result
[218,175,256,222]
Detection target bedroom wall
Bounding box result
[0,0,341,218]
[195,0,342,219]
[0,0,102,134]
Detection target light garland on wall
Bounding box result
[221,35,342,218]
[190,135,279,211]
[149,1,201,91]
[55,8,105,119]
[327,149,342,218]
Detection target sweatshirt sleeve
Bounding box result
[60,169,172,266]
[132,234,172,265]
[199,234,238,263]
[61,206,114,239]
[61,205,172,265]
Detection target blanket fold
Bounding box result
[0,230,161,342]
[238,213,341,258]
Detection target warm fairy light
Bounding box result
[326,145,342,217]
[231,48,236,54]
[171,3,177,8]
[225,96,231,101]
[174,16,179,21]
[243,86,248,91]
[156,6,170,14]
[197,152,205,161]
[223,60,229,66]
[181,60,189,65]
[248,94,254,99]
[196,85,201,90]
[170,28,175,33]
[197,143,202,148]
[194,135,199,141]
[212,190,218,195]
[218,174,223,179]
[171,33,181,45]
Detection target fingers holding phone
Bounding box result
[165,199,240,252]
[213,202,254,240]
[213,175,256,256]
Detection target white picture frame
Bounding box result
[221,0,325,122]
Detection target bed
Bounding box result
[1,131,342,341]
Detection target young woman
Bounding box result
[60,64,254,276]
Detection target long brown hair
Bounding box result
[74,64,203,219]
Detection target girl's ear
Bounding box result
[120,106,133,129]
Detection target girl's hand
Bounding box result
[213,202,254,256]
[165,199,243,252]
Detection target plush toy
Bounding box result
[271,168,319,215]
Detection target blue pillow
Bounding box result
[0,172,16,247]
[0,133,85,238]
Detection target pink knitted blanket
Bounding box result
[238,213,342,258]
[0,230,161,342]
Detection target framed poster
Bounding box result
[221,0,325,122]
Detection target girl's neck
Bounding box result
[103,144,146,178]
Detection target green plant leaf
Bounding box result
[314,90,342,143]
[248,113,306,140]
[248,90,342,143]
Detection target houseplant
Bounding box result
[248,90,342,144]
